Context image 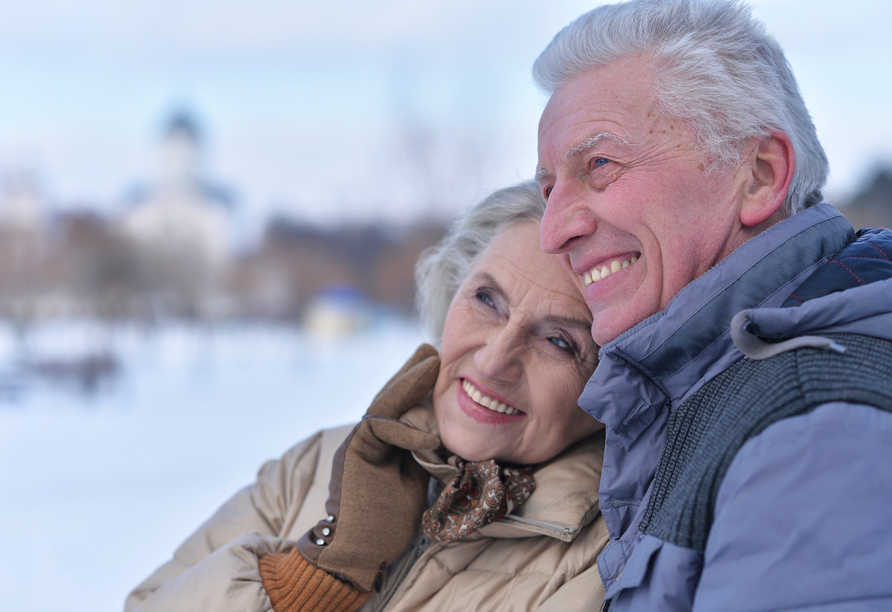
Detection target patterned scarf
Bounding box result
[421,459,535,543]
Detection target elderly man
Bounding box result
[534,0,892,610]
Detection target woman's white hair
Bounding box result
[415,181,546,347]
[533,0,828,215]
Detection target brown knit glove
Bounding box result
[260,344,441,608]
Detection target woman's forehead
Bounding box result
[469,222,591,318]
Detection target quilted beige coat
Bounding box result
[125,405,609,612]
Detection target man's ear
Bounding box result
[739,131,795,227]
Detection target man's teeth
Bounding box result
[583,256,638,286]
[462,380,519,415]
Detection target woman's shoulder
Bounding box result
[512,431,605,531]
[272,422,358,481]
[531,429,605,499]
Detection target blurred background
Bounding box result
[1,1,890,610]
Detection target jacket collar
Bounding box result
[483,431,604,542]
[578,204,854,538]
[582,204,854,431]
[403,403,604,542]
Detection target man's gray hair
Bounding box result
[533,0,828,215]
[415,181,546,346]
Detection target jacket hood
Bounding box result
[736,227,892,349]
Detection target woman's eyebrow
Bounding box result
[542,315,593,333]
[472,272,508,300]
[472,271,592,333]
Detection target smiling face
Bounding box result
[536,56,755,346]
[432,221,601,465]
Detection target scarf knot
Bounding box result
[421,459,535,543]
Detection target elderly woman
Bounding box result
[125,182,609,612]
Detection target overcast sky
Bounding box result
[0,0,890,237]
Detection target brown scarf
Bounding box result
[421,459,535,543]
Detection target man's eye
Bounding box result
[589,157,623,190]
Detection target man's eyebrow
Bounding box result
[535,131,626,182]
[566,131,626,160]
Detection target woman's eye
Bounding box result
[475,290,496,308]
[548,336,576,354]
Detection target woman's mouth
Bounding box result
[461,379,520,415]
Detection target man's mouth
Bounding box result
[583,255,638,286]
[462,379,520,415]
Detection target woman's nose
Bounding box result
[474,325,523,383]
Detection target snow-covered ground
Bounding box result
[0,319,425,612]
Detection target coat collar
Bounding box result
[582,203,854,432]
[403,402,604,542]
[578,204,854,538]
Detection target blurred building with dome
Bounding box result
[119,110,234,316]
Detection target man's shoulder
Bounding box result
[696,399,892,611]
[641,333,892,550]
[700,332,892,460]
[782,226,892,307]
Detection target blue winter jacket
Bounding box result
[583,204,892,611]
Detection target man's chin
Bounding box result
[589,304,652,347]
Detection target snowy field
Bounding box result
[0,319,425,612]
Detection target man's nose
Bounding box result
[540,183,599,255]
[474,324,523,384]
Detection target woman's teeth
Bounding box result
[583,256,638,286]
[462,379,519,415]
